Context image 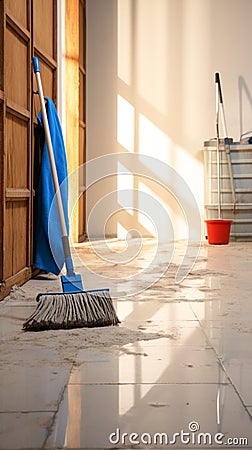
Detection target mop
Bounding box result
[23,57,120,331]
[215,73,236,211]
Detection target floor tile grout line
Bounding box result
[191,302,252,422]
[41,360,76,450]
[216,357,252,421]
[67,381,230,386]
[0,409,58,414]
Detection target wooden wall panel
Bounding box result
[5,27,28,109]
[39,61,55,99]
[0,100,4,280]
[4,203,13,279]
[0,3,3,282]
[6,114,28,188]
[12,201,28,274]
[4,201,28,277]
[5,0,29,29]
[0,1,4,92]
[33,0,54,58]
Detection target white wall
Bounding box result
[86,0,252,241]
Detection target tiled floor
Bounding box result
[0,240,252,449]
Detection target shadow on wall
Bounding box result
[87,0,205,242]
[87,0,252,243]
[87,0,252,241]
[116,0,205,241]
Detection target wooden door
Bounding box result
[0,0,32,298]
[64,0,86,243]
[0,2,4,296]
[0,0,57,300]
[78,0,86,241]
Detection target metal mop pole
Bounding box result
[216,73,236,211]
[215,73,221,219]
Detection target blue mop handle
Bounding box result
[33,56,40,73]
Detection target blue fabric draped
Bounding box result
[34,98,69,275]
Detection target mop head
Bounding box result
[23,290,120,331]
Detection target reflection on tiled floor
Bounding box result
[69,342,225,385]
[0,241,252,449]
[46,384,251,449]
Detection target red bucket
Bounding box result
[205,219,232,245]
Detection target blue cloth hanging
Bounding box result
[34,98,69,275]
